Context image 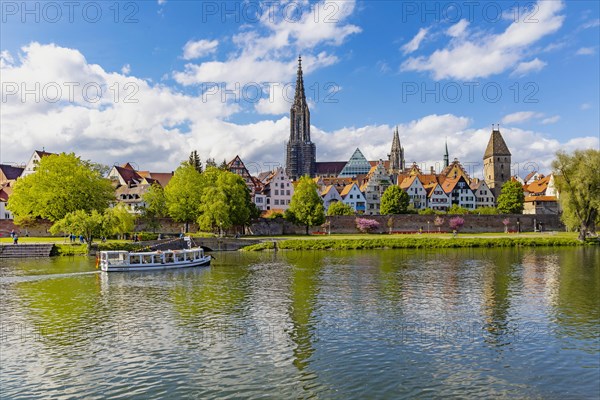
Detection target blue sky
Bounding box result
[1,0,598,178]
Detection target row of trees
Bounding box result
[6,150,598,242]
[7,152,259,248]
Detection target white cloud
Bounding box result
[580,103,592,110]
[402,0,564,80]
[0,50,14,68]
[511,58,547,76]
[501,111,543,125]
[401,28,428,55]
[173,1,360,116]
[2,42,597,180]
[121,64,131,74]
[157,0,166,4]
[174,0,360,87]
[541,115,560,125]
[446,19,469,38]
[182,39,219,60]
[576,47,595,56]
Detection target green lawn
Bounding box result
[250,231,579,240]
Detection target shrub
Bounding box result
[356,218,380,233]
[449,216,465,231]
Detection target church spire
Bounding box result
[388,126,404,174]
[444,139,449,168]
[293,55,307,109]
[286,55,316,180]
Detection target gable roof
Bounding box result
[484,129,511,158]
[526,174,552,195]
[315,161,347,176]
[0,164,24,181]
[340,183,359,198]
[35,150,55,158]
[440,176,472,194]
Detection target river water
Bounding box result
[1,248,599,399]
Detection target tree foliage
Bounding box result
[188,150,203,173]
[356,218,380,233]
[105,203,136,239]
[197,167,255,233]
[447,204,470,215]
[552,149,600,240]
[287,176,325,234]
[7,153,114,223]
[497,181,525,214]
[449,216,465,231]
[140,183,167,232]
[164,163,203,228]
[327,202,355,216]
[49,210,108,251]
[380,185,409,215]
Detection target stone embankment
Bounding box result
[0,243,55,258]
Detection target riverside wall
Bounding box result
[0,214,563,238]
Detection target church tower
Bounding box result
[388,126,405,174]
[483,125,511,199]
[286,56,316,181]
[443,139,449,168]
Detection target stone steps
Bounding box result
[0,243,55,258]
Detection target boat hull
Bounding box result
[101,256,211,272]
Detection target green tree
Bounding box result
[380,185,409,214]
[476,206,499,215]
[552,149,600,240]
[188,150,203,173]
[8,153,114,223]
[327,202,354,216]
[497,181,525,214]
[105,203,136,239]
[164,163,203,232]
[49,210,108,251]
[287,176,325,234]
[219,159,228,170]
[205,158,217,168]
[141,183,167,232]
[197,167,255,234]
[447,204,470,214]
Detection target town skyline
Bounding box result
[1,0,598,176]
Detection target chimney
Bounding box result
[430,166,435,175]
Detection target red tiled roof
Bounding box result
[525,195,557,202]
[35,150,55,158]
[148,172,173,188]
[315,162,346,175]
[115,166,143,184]
[526,175,552,194]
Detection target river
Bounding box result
[1,247,598,399]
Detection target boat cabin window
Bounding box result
[130,255,141,264]
[143,255,153,264]
[164,253,174,263]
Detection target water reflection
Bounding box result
[0,247,598,399]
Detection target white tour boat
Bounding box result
[98,238,211,272]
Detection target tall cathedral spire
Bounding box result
[286,55,316,180]
[388,126,404,174]
[444,139,449,168]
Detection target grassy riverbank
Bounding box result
[241,233,590,251]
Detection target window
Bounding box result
[274,199,279,205]
[275,190,279,195]
[287,183,290,187]
[286,190,290,196]
[350,194,353,199]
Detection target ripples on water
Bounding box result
[1,248,599,399]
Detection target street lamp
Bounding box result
[427,220,430,234]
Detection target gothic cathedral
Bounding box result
[285,56,316,181]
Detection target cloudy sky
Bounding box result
[1,0,598,179]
